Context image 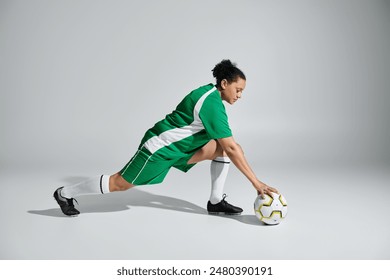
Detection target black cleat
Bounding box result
[53,187,80,216]
[207,194,243,215]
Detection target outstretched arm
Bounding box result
[217,136,278,198]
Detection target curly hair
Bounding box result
[212,59,246,88]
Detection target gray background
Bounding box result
[1,0,389,259]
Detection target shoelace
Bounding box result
[220,194,238,210]
[59,188,79,206]
[66,197,79,207]
[220,194,230,206]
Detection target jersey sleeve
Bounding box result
[199,92,233,139]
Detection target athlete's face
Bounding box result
[219,78,246,105]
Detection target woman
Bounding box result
[54,59,278,216]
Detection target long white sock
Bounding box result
[60,175,111,199]
[209,157,230,204]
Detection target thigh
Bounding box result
[187,140,224,164]
[172,152,197,173]
[120,148,173,185]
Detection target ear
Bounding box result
[221,79,228,90]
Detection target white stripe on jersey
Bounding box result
[143,87,216,154]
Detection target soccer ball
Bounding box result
[254,192,288,225]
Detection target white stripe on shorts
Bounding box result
[121,149,141,176]
[131,154,153,184]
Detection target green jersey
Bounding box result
[120,83,233,185]
[140,83,232,159]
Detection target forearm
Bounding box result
[223,142,260,186]
[218,137,278,196]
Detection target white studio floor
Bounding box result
[0,161,389,260]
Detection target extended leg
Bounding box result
[54,173,134,216]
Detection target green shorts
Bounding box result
[120,147,197,185]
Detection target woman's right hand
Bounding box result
[254,180,279,199]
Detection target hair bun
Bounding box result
[212,59,235,78]
[220,59,235,67]
[212,59,245,87]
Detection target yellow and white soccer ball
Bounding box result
[254,192,288,225]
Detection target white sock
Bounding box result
[209,157,230,204]
[60,175,111,198]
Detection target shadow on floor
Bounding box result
[28,177,265,226]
